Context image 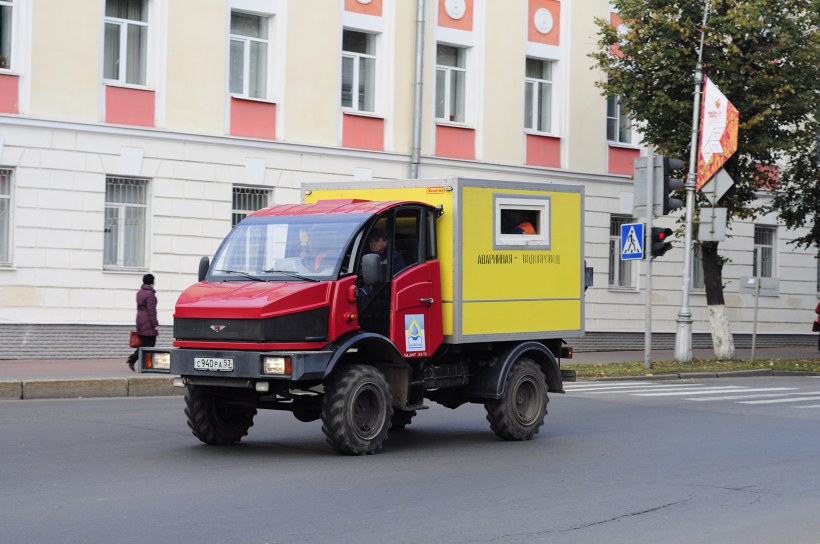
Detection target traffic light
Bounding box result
[650,227,674,258]
[660,157,685,215]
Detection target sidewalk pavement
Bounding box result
[1,346,818,401]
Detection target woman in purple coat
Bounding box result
[127,274,159,371]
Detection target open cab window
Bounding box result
[494,195,551,250]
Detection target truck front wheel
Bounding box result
[485,357,548,441]
[321,364,393,455]
[184,385,257,445]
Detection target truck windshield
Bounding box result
[210,214,369,282]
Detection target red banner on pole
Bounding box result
[696,77,739,190]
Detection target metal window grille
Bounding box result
[609,215,635,288]
[104,177,147,268]
[0,168,11,263]
[753,225,776,278]
[232,186,272,227]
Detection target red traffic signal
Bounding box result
[650,227,674,258]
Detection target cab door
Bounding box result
[389,206,443,358]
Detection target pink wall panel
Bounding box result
[608,146,640,176]
[105,86,155,127]
[526,134,561,168]
[344,0,382,16]
[0,74,20,114]
[230,97,277,140]
[342,114,384,151]
[435,125,475,160]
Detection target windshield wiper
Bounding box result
[215,269,267,282]
[264,269,320,282]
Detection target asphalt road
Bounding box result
[2,377,820,544]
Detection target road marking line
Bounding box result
[795,405,820,409]
[687,390,801,401]
[566,383,705,392]
[739,396,820,405]
[630,386,757,397]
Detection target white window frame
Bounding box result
[435,43,467,124]
[229,10,271,100]
[341,29,377,113]
[493,195,551,250]
[609,215,637,289]
[0,168,12,265]
[104,177,148,270]
[606,95,635,145]
[103,0,149,87]
[691,242,704,290]
[0,0,13,70]
[232,185,272,227]
[524,57,554,134]
[753,225,776,278]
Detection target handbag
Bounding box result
[129,330,143,348]
[813,321,820,333]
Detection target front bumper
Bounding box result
[138,347,335,382]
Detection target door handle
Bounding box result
[419,297,435,305]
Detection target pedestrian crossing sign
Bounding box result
[621,222,644,260]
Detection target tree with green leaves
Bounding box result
[592,0,819,358]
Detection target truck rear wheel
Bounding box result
[321,364,393,455]
[485,357,548,441]
[184,385,257,445]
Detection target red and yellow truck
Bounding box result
[140,178,584,455]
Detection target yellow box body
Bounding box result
[303,178,584,344]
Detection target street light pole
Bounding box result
[674,0,711,362]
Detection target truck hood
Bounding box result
[175,281,332,320]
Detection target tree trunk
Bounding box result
[701,241,736,359]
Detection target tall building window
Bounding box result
[609,215,636,289]
[104,0,148,86]
[232,186,271,227]
[753,225,776,278]
[0,168,11,264]
[341,30,376,113]
[691,242,704,290]
[524,58,553,133]
[606,95,632,144]
[104,177,147,269]
[229,11,269,99]
[0,0,13,69]
[435,44,466,123]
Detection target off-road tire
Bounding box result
[390,409,416,431]
[485,357,548,441]
[185,385,257,445]
[321,364,393,455]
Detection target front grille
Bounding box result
[174,307,329,343]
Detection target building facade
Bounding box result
[0,0,816,358]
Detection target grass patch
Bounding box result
[564,358,820,378]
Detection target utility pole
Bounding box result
[674,0,711,362]
[645,146,654,370]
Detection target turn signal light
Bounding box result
[145,352,171,370]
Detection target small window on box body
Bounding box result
[493,195,550,250]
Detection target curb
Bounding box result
[0,376,184,400]
[579,369,820,382]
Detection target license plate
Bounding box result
[193,357,234,372]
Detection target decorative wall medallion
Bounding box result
[445,0,466,20]
[534,8,554,35]
[356,0,373,4]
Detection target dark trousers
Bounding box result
[127,335,157,366]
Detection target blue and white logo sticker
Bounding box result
[405,314,426,352]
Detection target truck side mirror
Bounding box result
[198,256,210,282]
[361,253,383,285]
